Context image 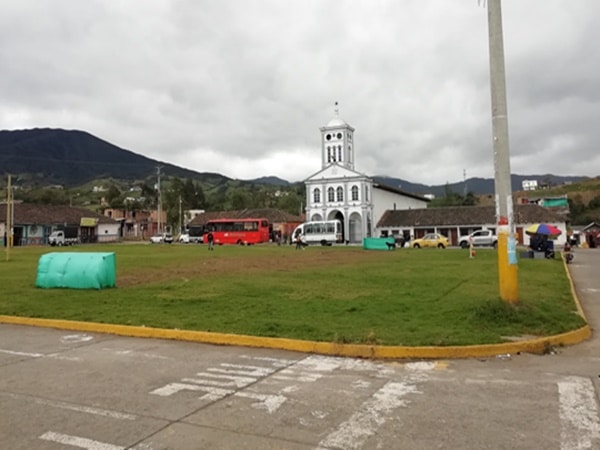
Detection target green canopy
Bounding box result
[36,252,116,289]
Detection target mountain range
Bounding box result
[0,128,591,196]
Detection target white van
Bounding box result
[293,220,343,246]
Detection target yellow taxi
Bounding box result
[411,233,449,249]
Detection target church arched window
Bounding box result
[327,187,335,202]
[338,146,342,162]
[351,185,359,201]
[365,186,369,202]
[313,188,321,203]
[336,186,343,202]
[327,147,332,163]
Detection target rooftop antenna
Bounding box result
[463,169,467,196]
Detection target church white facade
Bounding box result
[304,108,428,243]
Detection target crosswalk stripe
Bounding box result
[558,376,600,450]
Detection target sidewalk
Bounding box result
[561,248,599,356]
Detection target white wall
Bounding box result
[97,223,121,242]
[372,188,427,226]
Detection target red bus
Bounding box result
[204,218,270,245]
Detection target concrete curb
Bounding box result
[0,254,591,360]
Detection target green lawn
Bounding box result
[0,243,586,346]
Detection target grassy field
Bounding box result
[0,243,586,346]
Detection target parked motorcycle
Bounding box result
[563,242,574,264]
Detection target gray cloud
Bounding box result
[1,0,599,186]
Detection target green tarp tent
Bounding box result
[363,237,396,250]
[36,252,116,289]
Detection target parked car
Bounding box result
[178,233,203,244]
[411,233,449,249]
[458,230,498,249]
[150,233,174,244]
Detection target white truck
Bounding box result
[458,230,498,249]
[48,227,80,246]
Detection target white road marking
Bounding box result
[151,361,279,396]
[241,355,296,367]
[3,392,137,420]
[0,348,81,361]
[351,380,372,389]
[182,372,257,388]
[150,382,286,412]
[270,355,341,383]
[465,378,528,386]
[39,431,124,450]
[316,381,421,450]
[296,355,342,372]
[0,348,44,357]
[315,360,437,449]
[235,392,287,413]
[558,376,600,450]
[150,358,297,413]
[209,363,276,376]
[112,349,168,360]
[150,382,233,401]
[61,334,94,343]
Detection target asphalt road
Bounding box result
[1,249,598,449]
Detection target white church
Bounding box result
[303,106,429,243]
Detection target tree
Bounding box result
[105,184,123,208]
[182,179,205,209]
[139,182,157,209]
[276,190,303,216]
[225,188,251,210]
[18,187,69,205]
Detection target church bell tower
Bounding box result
[319,102,355,170]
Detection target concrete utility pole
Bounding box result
[487,0,519,303]
[179,196,182,234]
[156,166,162,234]
[5,175,12,261]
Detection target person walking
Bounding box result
[207,231,214,251]
[295,232,304,250]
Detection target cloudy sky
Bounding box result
[2,0,599,185]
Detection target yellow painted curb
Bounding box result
[0,254,591,360]
[0,314,590,360]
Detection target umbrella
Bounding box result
[525,223,562,237]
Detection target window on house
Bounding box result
[313,188,321,203]
[336,186,343,202]
[351,185,359,201]
[328,187,335,202]
[338,146,342,162]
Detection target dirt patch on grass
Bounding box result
[118,247,393,288]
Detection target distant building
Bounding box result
[0,203,119,246]
[522,179,538,191]
[186,209,205,222]
[303,105,428,243]
[376,204,568,246]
